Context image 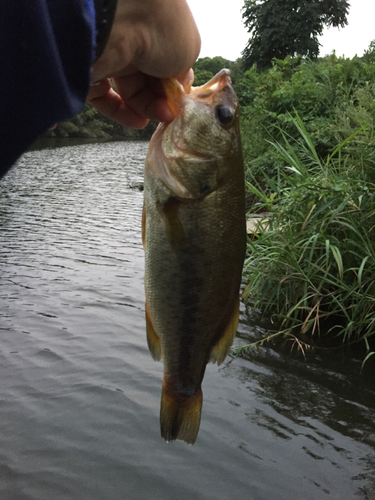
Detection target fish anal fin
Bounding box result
[142,201,146,249]
[160,379,202,445]
[210,299,240,365]
[145,303,162,361]
[158,198,185,253]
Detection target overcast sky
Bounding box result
[186,0,375,62]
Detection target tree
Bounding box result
[242,0,350,70]
[193,56,244,86]
[363,39,375,64]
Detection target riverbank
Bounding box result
[41,102,157,142]
[238,51,375,359]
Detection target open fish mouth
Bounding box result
[190,68,232,98]
[161,69,237,161]
[162,69,234,117]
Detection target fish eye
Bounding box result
[215,105,234,126]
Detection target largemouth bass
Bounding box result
[143,69,246,444]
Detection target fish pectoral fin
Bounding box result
[160,379,202,445]
[145,303,162,361]
[210,299,240,365]
[158,198,185,253]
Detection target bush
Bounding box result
[42,100,158,140]
[240,113,375,359]
[238,52,375,186]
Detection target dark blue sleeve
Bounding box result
[0,0,96,177]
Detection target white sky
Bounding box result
[186,0,375,61]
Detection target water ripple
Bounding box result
[0,140,374,500]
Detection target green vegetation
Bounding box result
[238,53,375,184]
[34,43,375,358]
[44,102,157,140]
[193,56,244,86]
[48,50,375,357]
[235,44,375,359]
[241,0,349,70]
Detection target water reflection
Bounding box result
[0,141,374,500]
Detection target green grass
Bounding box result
[236,113,375,363]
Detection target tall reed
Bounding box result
[240,113,375,362]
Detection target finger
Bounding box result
[87,82,149,129]
[86,78,114,99]
[175,68,195,89]
[113,76,174,123]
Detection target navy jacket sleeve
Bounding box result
[0,0,96,177]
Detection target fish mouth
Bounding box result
[168,69,236,160]
[162,69,233,118]
[190,69,232,98]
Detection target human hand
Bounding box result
[86,0,200,128]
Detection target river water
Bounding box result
[0,140,374,500]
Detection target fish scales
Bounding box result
[143,69,246,444]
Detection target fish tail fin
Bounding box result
[160,379,202,445]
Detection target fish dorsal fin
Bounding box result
[210,299,239,365]
[145,303,162,361]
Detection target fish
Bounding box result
[142,69,246,444]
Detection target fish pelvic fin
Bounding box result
[210,299,240,365]
[160,379,202,445]
[145,303,162,361]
